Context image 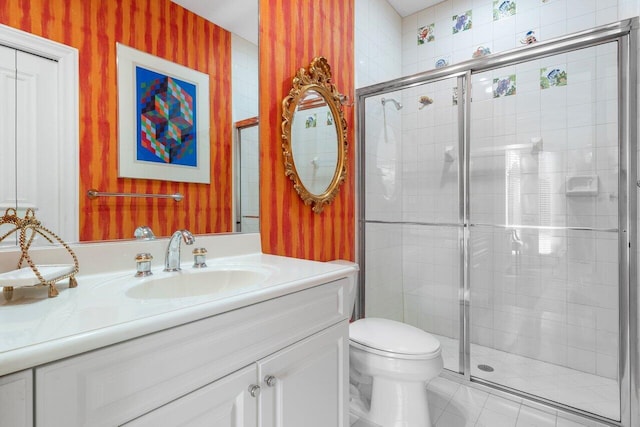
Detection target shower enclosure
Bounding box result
[356,19,637,426]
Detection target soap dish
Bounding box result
[0,265,77,300]
[0,208,79,301]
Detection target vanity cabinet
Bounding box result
[125,322,346,427]
[34,278,350,427]
[0,369,33,427]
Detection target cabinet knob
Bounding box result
[248,384,261,397]
[264,375,277,387]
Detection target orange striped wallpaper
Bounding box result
[0,0,232,241]
[258,0,355,261]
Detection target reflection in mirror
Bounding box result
[291,90,339,195]
[0,2,258,245]
[0,26,78,248]
[231,34,259,233]
[282,57,348,214]
[235,118,259,233]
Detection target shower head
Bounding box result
[381,97,403,110]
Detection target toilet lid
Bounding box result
[349,318,441,357]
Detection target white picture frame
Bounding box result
[116,43,210,183]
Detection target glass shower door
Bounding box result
[468,42,620,420]
[363,77,463,373]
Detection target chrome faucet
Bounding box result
[164,229,195,272]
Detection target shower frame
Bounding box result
[356,18,638,427]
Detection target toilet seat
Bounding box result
[350,339,441,360]
[349,318,441,360]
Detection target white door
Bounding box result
[0,45,75,245]
[123,365,258,427]
[0,45,18,245]
[258,322,349,427]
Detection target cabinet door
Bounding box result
[0,369,33,427]
[123,365,258,427]
[258,322,348,427]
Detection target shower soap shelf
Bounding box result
[0,208,79,301]
[566,175,598,196]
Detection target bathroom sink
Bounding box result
[125,265,273,299]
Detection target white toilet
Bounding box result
[349,318,443,427]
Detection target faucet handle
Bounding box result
[192,247,207,268]
[181,229,195,245]
[135,253,153,277]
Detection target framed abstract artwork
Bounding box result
[116,43,210,183]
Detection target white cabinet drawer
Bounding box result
[36,278,349,426]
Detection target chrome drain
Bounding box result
[477,364,494,372]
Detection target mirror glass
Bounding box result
[0,1,258,245]
[290,90,339,195]
[281,57,347,214]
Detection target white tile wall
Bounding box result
[232,35,258,122]
[357,0,407,321]
[355,0,403,88]
[402,0,636,75]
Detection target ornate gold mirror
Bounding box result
[282,57,348,214]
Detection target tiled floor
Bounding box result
[350,376,612,427]
[426,376,610,427]
[434,334,619,421]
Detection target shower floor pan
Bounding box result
[433,334,619,421]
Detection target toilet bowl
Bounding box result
[349,318,443,427]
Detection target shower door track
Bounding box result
[356,18,638,427]
[364,220,463,228]
[470,223,619,233]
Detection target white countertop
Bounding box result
[0,235,357,376]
